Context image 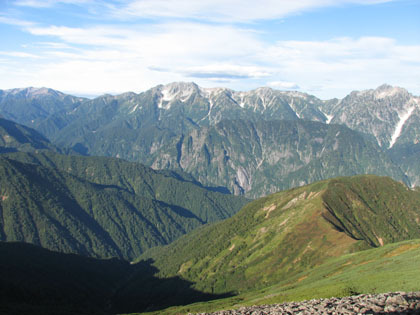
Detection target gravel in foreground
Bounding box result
[194,291,420,314]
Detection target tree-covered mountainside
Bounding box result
[0,153,247,260]
[3,175,420,315]
[139,175,420,295]
[0,117,60,153]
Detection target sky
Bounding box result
[0,0,419,99]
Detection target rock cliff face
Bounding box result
[151,120,407,198]
[2,83,420,196]
[320,84,420,148]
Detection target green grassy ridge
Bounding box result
[138,175,420,296]
[323,175,420,247]
[0,154,247,260]
[142,238,420,315]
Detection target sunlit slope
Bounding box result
[140,175,420,294]
[145,239,420,315]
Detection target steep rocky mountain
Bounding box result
[140,175,420,295]
[320,84,420,148]
[0,152,247,260]
[8,83,326,158]
[3,83,420,196]
[150,119,408,197]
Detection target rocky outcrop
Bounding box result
[195,292,420,314]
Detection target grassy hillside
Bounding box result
[143,238,420,314]
[139,175,420,295]
[0,154,247,260]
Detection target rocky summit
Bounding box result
[195,292,420,314]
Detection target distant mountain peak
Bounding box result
[157,82,200,109]
[350,84,409,100]
[4,87,63,98]
[374,84,408,99]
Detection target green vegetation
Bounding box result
[142,239,420,314]
[139,175,420,295]
[0,152,247,260]
[2,174,420,314]
[0,117,60,153]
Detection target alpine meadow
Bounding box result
[1,0,420,314]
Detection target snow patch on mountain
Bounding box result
[318,108,334,124]
[157,82,197,109]
[290,99,300,118]
[129,104,139,114]
[389,106,415,148]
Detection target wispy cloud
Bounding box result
[0,51,40,58]
[180,64,272,80]
[0,16,35,27]
[1,0,418,98]
[113,0,395,22]
[268,81,300,90]
[14,0,94,8]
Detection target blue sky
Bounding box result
[0,0,419,99]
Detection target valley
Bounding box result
[0,83,420,314]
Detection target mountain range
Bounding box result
[1,82,420,314]
[1,82,419,197]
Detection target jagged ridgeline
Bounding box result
[149,119,408,197]
[0,151,248,260]
[139,175,420,295]
[2,83,419,197]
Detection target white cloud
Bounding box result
[0,16,35,27]
[0,51,40,58]
[179,64,272,79]
[268,81,300,90]
[1,0,418,99]
[261,36,420,98]
[114,0,395,22]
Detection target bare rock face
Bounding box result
[323,84,420,149]
[195,292,420,314]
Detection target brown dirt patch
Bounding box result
[385,243,420,258]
